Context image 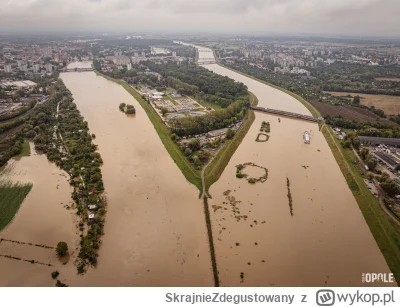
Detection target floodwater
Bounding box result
[190,44,395,286]
[60,63,213,286]
[1,63,213,286]
[0,144,77,286]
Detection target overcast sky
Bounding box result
[0,0,399,36]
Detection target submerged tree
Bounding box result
[56,241,68,257]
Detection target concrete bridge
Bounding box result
[62,67,94,72]
[251,106,323,123]
[199,61,217,65]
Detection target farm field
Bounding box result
[309,100,398,126]
[327,91,400,115]
[0,178,32,232]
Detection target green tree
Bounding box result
[188,139,201,151]
[119,103,126,110]
[184,148,192,156]
[56,241,68,257]
[226,128,235,139]
[365,154,378,172]
[360,148,369,160]
[381,180,400,197]
[353,95,361,105]
[342,140,351,148]
[161,107,168,116]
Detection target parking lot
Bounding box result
[364,179,379,197]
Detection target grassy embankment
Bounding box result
[0,178,32,232]
[203,92,257,195]
[94,71,203,192]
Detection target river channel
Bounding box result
[189,43,395,286]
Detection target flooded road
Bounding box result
[190,44,395,286]
[60,64,213,286]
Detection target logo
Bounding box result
[316,290,335,306]
[362,273,394,283]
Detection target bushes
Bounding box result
[125,104,136,114]
[56,242,68,257]
[51,271,59,279]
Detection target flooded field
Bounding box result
[0,144,77,286]
[193,44,395,286]
[328,91,400,115]
[60,64,213,286]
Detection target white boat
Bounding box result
[303,131,310,144]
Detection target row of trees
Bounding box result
[31,79,107,272]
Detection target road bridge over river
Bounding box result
[198,58,217,65]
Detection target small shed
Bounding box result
[88,205,97,210]
[88,214,95,220]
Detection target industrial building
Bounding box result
[360,136,400,147]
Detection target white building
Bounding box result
[33,64,41,73]
[17,60,25,69]
[45,63,53,73]
[4,64,12,73]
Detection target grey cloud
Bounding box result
[0,0,399,36]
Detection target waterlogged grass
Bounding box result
[0,179,33,231]
[322,125,400,284]
[95,71,203,192]
[14,140,30,159]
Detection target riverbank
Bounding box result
[212,56,400,283]
[188,43,395,286]
[322,125,400,282]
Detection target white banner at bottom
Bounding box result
[0,287,398,307]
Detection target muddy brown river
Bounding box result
[0,50,395,286]
[189,44,395,286]
[0,63,213,286]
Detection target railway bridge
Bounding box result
[251,106,323,123]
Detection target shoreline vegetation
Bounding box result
[211,51,400,283]
[30,79,107,273]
